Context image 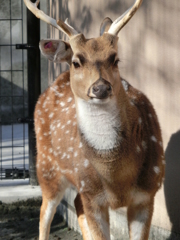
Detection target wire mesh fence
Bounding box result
[0,0,29,180]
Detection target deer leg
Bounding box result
[39,193,62,240]
[74,193,93,240]
[39,177,69,240]
[127,199,154,240]
[78,194,110,240]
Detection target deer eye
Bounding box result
[72,61,80,69]
[114,59,120,67]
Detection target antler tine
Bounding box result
[108,0,143,36]
[23,0,78,38]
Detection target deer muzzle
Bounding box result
[88,78,112,99]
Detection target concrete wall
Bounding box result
[47,0,180,238]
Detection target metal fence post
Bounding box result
[27,1,41,185]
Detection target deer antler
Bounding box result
[23,0,78,38]
[108,0,143,35]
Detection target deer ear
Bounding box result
[39,39,73,65]
[100,17,113,36]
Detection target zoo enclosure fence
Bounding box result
[0,0,41,184]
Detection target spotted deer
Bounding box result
[24,0,165,239]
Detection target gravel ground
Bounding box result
[0,198,82,240]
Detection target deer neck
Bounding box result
[75,97,123,152]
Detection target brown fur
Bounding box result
[34,57,165,239]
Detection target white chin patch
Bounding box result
[76,97,121,150]
[90,97,110,105]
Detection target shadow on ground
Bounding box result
[0,197,82,240]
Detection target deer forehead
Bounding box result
[70,33,119,61]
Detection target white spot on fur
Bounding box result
[121,79,129,92]
[75,168,78,173]
[36,127,41,133]
[67,97,72,103]
[58,93,64,97]
[49,148,53,153]
[49,112,54,119]
[60,168,73,174]
[72,104,75,108]
[67,120,71,125]
[136,145,141,153]
[65,130,70,134]
[61,107,68,113]
[138,117,142,124]
[77,97,121,150]
[74,151,78,158]
[141,141,147,150]
[79,181,85,193]
[130,101,135,106]
[60,101,65,107]
[53,151,58,157]
[61,152,67,159]
[148,113,152,118]
[37,110,41,115]
[40,118,45,124]
[151,135,157,142]
[84,159,89,168]
[79,142,83,148]
[42,101,47,108]
[153,166,160,174]
[68,147,73,152]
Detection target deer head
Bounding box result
[24,0,143,103]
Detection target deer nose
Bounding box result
[88,78,112,99]
[92,84,112,99]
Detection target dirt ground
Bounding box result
[0,198,83,240]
